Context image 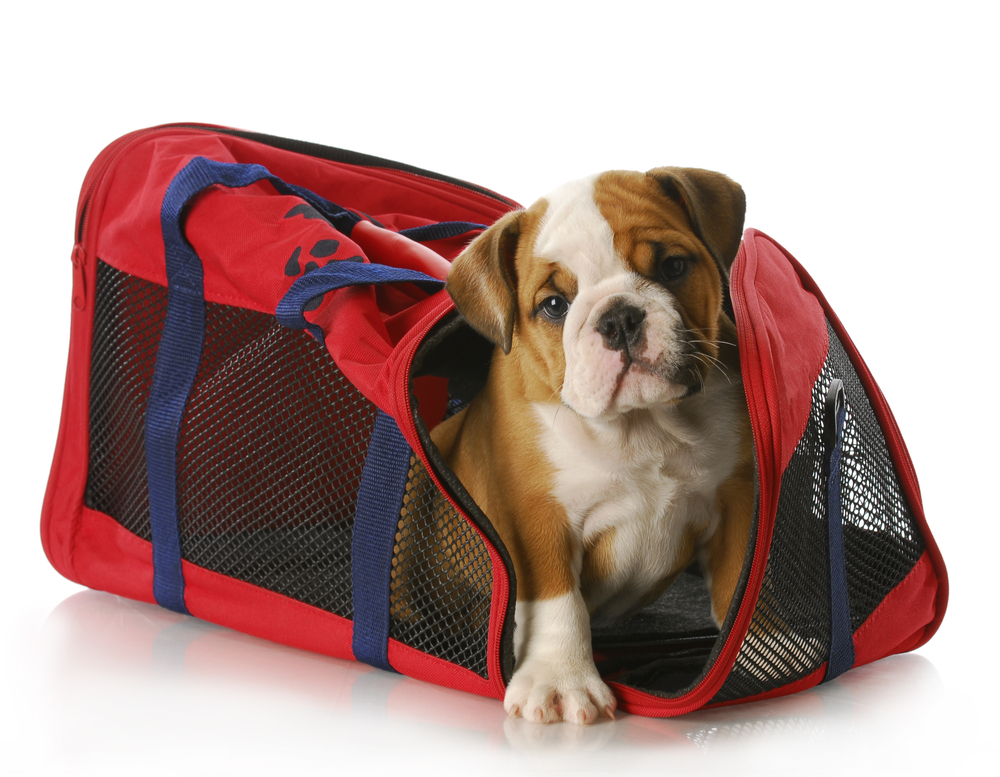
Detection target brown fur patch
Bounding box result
[705,409,755,624]
[592,171,725,384]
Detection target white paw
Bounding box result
[503,660,617,725]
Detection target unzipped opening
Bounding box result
[409,312,761,696]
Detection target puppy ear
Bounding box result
[647,167,746,278]
[446,209,523,355]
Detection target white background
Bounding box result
[3,2,998,774]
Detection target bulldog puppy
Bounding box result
[430,168,754,725]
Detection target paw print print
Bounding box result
[283,204,363,311]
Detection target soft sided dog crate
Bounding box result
[42,124,948,716]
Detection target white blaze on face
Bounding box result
[534,176,690,419]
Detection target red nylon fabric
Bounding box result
[42,125,516,701]
[851,552,938,666]
[737,230,831,477]
[42,126,947,718]
[72,506,500,698]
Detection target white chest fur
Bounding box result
[532,374,745,623]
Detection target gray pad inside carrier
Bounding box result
[590,571,719,646]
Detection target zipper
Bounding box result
[715,248,777,672]
[71,243,87,310]
[393,298,514,693]
[689,255,778,704]
[610,242,778,715]
[204,126,520,209]
[364,163,516,208]
[76,124,519,264]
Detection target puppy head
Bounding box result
[446,167,745,419]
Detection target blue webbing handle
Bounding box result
[823,379,856,681]
[350,411,415,671]
[149,157,299,614]
[273,233,445,673]
[149,156,443,616]
[275,261,444,343]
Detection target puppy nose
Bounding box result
[597,303,646,353]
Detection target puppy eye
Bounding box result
[539,295,569,321]
[657,254,694,284]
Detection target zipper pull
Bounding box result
[71,243,87,310]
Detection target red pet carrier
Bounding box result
[42,124,948,716]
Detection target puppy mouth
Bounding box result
[610,358,683,405]
[608,348,707,409]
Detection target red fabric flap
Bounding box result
[735,230,830,480]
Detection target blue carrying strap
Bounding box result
[823,379,856,681]
[274,230,445,672]
[149,155,446,618]
[147,157,299,614]
[276,261,444,342]
[349,411,414,671]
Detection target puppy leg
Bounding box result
[503,528,615,725]
[434,402,614,723]
[506,589,616,725]
[705,466,755,626]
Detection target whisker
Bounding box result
[691,352,733,386]
[678,326,736,350]
[679,327,735,388]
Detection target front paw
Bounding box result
[503,660,617,725]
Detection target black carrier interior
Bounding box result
[409,313,754,696]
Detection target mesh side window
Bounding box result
[175,301,373,619]
[87,262,497,673]
[87,262,369,619]
[828,325,924,629]
[86,261,166,539]
[389,455,493,677]
[712,322,924,702]
[711,369,832,702]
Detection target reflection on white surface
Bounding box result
[39,591,947,774]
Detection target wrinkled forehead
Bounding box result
[531,174,622,286]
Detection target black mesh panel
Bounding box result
[388,455,493,677]
[712,322,924,702]
[175,300,372,619]
[829,326,925,629]
[87,261,369,619]
[86,261,165,539]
